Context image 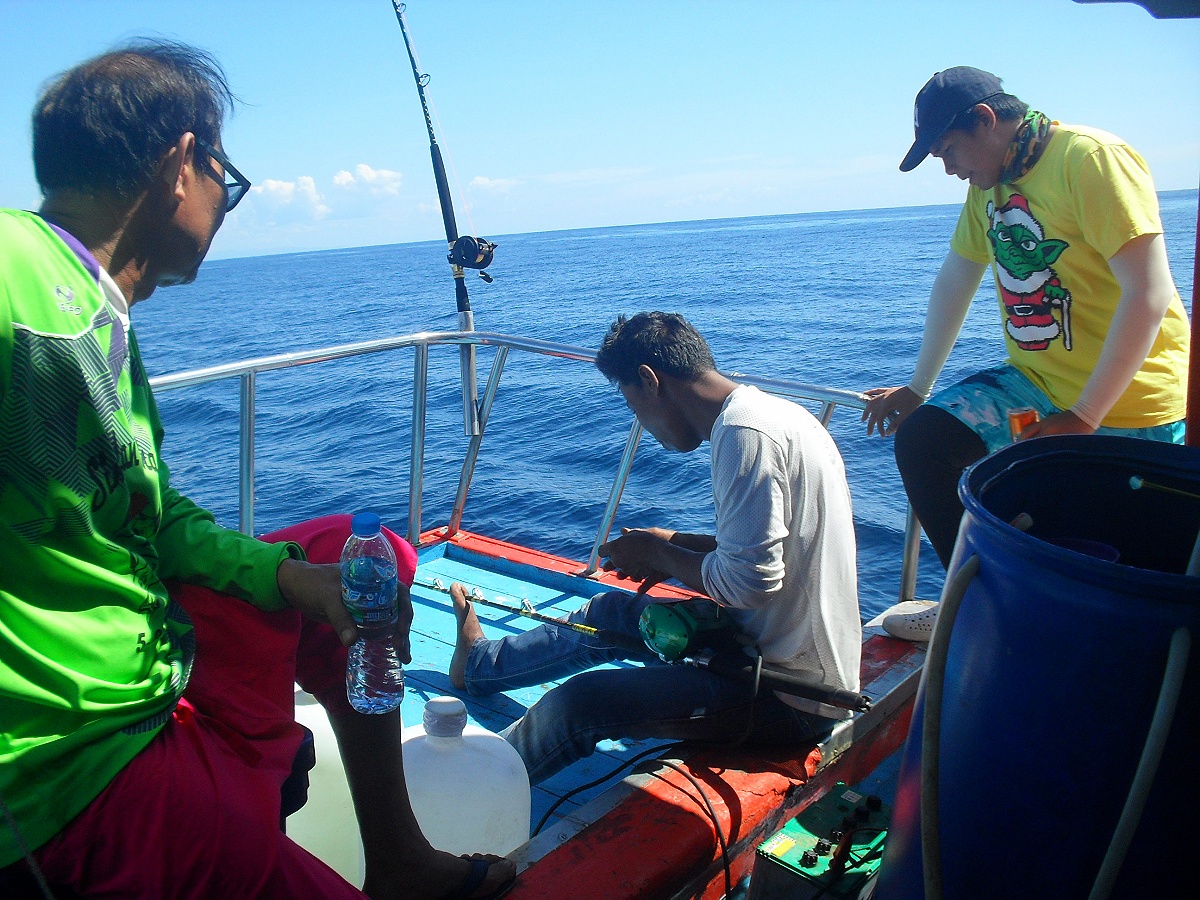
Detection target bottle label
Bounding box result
[342,556,399,638]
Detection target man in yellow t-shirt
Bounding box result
[860,66,1188,639]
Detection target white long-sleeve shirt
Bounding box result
[701,385,861,716]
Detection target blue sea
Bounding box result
[135,190,1198,621]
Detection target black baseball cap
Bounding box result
[899,66,1004,172]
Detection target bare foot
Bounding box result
[449,583,486,691]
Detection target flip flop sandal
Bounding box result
[445,855,517,900]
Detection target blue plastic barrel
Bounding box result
[877,435,1200,899]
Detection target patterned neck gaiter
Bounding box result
[998,109,1052,184]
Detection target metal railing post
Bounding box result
[238,372,255,535]
[448,346,508,535]
[583,420,644,575]
[818,401,835,427]
[408,345,429,546]
[899,503,922,602]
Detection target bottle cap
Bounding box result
[351,512,382,537]
[423,696,468,737]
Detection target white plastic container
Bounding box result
[401,696,531,856]
[287,688,365,887]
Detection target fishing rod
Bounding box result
[391,2,497,436]
[416,577,872,712]
[417,577,649,654]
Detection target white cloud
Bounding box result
[247,176,331,220]
[470,175,519,192]
[331,163,403,196]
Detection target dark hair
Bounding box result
[948,92,1029,133]
[33,39,235,201]
[594,312,716,385]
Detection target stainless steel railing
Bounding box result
[149,330,924,602]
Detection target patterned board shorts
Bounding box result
[928,363,1186,455]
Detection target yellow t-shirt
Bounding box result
[950,123,1189,428]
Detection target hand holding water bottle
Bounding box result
[276,555,414,657]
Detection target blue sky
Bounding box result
[1,0,1197,260]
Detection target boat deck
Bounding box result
[292,527,925,898]
[406,528,703,825]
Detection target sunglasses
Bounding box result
[195,138,251,212]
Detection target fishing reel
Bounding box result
[639,598,872,712]
[638,598,744,662]
[448,235,497,283]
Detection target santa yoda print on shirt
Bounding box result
[986,193,1072,352]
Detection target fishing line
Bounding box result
[425,95,481,244]
[394,16,481,244]
[391,2,495,281]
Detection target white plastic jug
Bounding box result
[401,696,531,856]
[287,688,365,887]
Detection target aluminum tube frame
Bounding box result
[148,330,920,603]
[583,419,644,575]
[408,344,429,547]
[459,309,481,436]
[448,346,509,536]
[238,372,255,535]
[899,503,922,603]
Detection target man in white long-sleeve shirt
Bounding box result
[862,68,1188,640]
[448,312,861,784]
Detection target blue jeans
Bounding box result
[461,592,834,784]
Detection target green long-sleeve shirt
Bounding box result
[0,209,297,865]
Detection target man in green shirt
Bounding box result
[0,39,514,900]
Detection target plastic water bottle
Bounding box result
[342,512,404,714]
[401,696,531,855]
